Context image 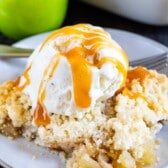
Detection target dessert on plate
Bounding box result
[0,24,168,168]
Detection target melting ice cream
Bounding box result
[17,24,128,125]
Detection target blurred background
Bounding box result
[0,0,168,46]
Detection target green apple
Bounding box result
[0,0,68,39]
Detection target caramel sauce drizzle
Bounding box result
[16,64,32,91]
[127,66,150,84]
[65,47,92,107]
[124,67,155,109]
[40,24,128,65]
[20,24,128,126]
[13,77,21,86]
[33,102,50,126]
[33,55,60,126]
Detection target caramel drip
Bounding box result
[66,47,92,107]
[123,66,156,110]
[16,64,32,91]
[13,77,21,86]
[33,102,50,126]
[127,66,150,83]
[34,55,60,125]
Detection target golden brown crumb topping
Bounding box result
[0,67,168,168]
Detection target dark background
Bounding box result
[0,0,168,46]
[0,0,168,167]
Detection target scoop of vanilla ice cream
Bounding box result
[18,24,128,123]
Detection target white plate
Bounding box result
[0,28,168,168]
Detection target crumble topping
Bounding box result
[0,67,168,168]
